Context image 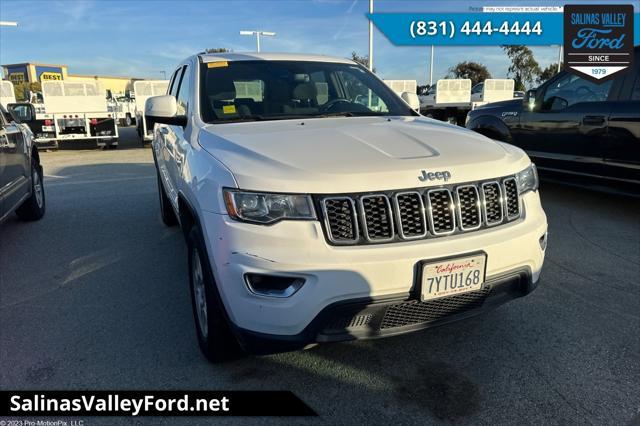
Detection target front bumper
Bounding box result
[201,191,547,339]
[235,267,536,355]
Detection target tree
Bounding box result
[13,81,41,101]
[447,61,492,86]
[205,47,231,53]
[501,46,540,91]
[351,51,374,72]
[537,63,562,84]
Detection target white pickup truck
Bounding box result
[421,79,518,125]
[12,81,118,149]
[134,80,169,143]
[419,78,472,124]
[108,93,137,127]
[146,52,547,362]
[0,80,17,108]
[470,79,516,105]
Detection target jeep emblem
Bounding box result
[418,170,451,182]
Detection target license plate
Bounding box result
[42,125,54,131]
[421,253,487,301]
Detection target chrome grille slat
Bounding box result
[426,189,456,235]
[321,197,358,244]
[503,178,520,220]
[481,182,503,226]
[455,185,481,231]
[319,175,522,246]
[359,194,394,242]
[394,192,427,239]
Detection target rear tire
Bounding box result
[137,123,144,144]
[16,157,46,221]
[157,172,178,226]
[187,226,245,363]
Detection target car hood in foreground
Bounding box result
[198,116,530,193]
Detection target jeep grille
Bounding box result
[318,175,521,245]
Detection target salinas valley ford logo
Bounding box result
[564,4,634,83]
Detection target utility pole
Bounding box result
[240,30,276,53]
[368,0,374,71]
[429,45,435,87]
[557,45,563,73]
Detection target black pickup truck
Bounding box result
[466,46,639,194]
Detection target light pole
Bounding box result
[0,21,18,27]
[429,45,435,87]
[240,30,276,52]
[368,0,374,71]
[556,45,563,73]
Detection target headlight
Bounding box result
[515,163,539,194]
[223,189,316,224]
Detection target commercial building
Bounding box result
[1,62,142,93]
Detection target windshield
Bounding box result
[200,60,413,123]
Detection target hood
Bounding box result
[198,116,530,194]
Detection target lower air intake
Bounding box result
[380,288,491,329]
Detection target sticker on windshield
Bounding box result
[223,105,236,114]
[208,61,229,68]
[563,5,634,83]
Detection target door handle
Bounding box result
[582,115,606,125]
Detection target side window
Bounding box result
[176,65,191,116]
[541,73,613,111]
[336,69,389,112]
[167,70,177,95]
[169,67,184,98]
[309,71,329,105]
[8,105,30,122]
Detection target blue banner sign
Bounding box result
[367,12,640,46]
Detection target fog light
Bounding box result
[539,232,548,251]
[244,273,305,298]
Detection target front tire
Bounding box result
[16,157,46,221]
[187,226,245,363]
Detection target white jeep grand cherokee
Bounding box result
[148,52,547,362]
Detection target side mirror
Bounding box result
[524,89,537,111]
[401,91,420,111]
[7,103,36,123]
[145,95,187,126]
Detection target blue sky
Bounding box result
[0,0,637,84]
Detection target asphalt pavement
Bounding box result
[1,128,639,425]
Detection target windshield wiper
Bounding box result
[209,111,387,124]
[209,114,311,124]
[313,111,388,118]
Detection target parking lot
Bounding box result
[1,127,639,425]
